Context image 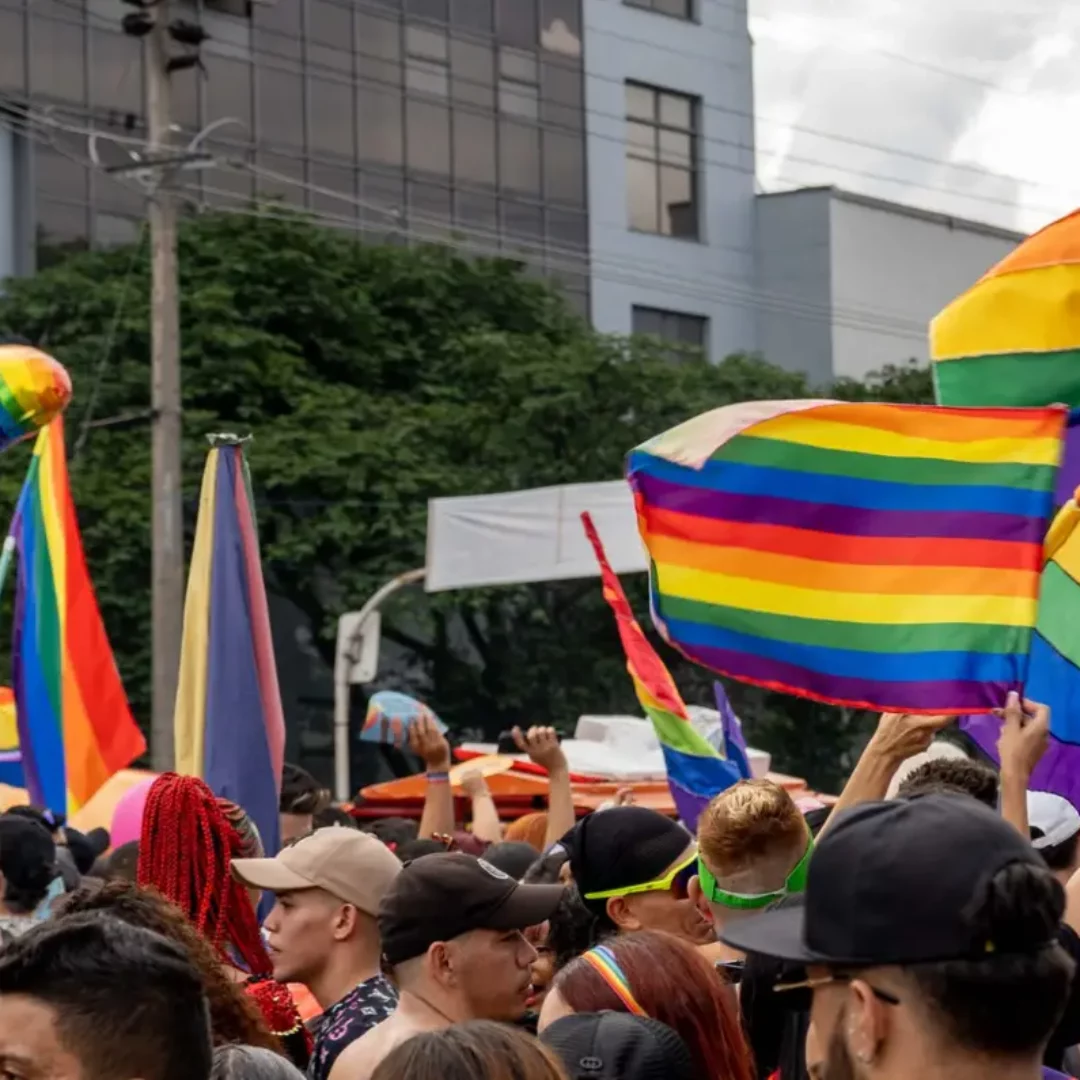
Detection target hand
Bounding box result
[409,713,451,772]
[868,711,955,763]
[614,787,636,807]
[512,725,567,774]
[459,767,489,798]
[996,692,1050,782]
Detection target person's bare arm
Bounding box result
[410,715,454,841]
[513,725,575,849]
[817,711,953,837]
[461,768,503,844]
[997,692,1050,840]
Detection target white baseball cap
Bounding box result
[1027,791,1080,850]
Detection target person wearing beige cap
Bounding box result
[232,827,401,1080]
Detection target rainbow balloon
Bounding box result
[0,344,72,451]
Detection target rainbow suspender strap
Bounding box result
[581,945,647,1016]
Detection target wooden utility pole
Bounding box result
[146,3,183,772]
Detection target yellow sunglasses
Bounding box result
[584,850,698,901]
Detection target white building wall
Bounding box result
[583,0,758,361]
[828,194,1020,381]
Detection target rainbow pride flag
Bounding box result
[174,436,285,854]
[582,512,741,829]
[628,401,1066,715]
[931,208,1080,504]
[9,419,145,814]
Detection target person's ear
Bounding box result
[606,896,643,932]
[688,876,715,925]
[427,941,457,987]
[332,904,359,942]
[846,980,891,1064]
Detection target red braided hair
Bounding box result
[137,773,272,977]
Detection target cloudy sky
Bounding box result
[750,0,1080,234]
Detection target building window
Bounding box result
[498,47,539,120]
[623,0,693,18]
[625,82,698,239]
[406,25,450,97]
[632,306,708,355]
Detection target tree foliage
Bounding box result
[0,213,933,790]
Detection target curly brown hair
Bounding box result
[57,879,283,1054]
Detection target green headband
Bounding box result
[698,836,813,911]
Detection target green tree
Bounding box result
[0,212,932,792]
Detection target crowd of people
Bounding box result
[0,697,1077,1080]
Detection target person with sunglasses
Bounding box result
[692,780,814,964]
[561,806,713,945]
[721,794,1074,1080]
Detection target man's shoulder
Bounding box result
[327,1018,396,1080]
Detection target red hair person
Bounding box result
[538,929,753,1080]
[137,773,311,1066]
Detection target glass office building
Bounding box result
[0,0,589,311]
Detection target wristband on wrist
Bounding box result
[427,770,450,783]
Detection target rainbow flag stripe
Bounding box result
[11,419,146,814]
[931,209,1080,504]
[628,401,1066,714]
[0,343,72,454]
[582,512,741,830]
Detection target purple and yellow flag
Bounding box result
[174,436,285,853]
[582,512,741,830]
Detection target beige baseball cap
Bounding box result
[232,827,401,915]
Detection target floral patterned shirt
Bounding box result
[308,975,398,1080]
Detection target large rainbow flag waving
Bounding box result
[628,401,1065,715]
[9,419,145,814]
[581,512,741,829]
[174,436,285,854]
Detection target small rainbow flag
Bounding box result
[582,512,741,830]
[10,419,146,814]
[174,436,285,855]
[0,342,72,454]
[628,401,1066,715]
[931,208,1080,504]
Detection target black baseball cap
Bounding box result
[561,807,692,902]
[378,852,564,965]
[722,794,1049,966]
[542,1013,696,1080]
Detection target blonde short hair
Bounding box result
[697,779,806,881]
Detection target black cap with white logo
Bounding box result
[378,852,565,965]
[542,1013,696,1080]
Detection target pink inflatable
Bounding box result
[110,776,156,848]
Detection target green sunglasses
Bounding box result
[697,837,814,911]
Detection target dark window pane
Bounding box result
[408,0,448,18]
[452,0,493,32]
[200,158,255,206]
[34,145,87,204]
[255,152,306,207]
[357,10,403,86]
[498,81,538,119]
[546,207,586,252]
[358,86,404,166]
[625,83,654,121]
[660,165,694,237]
[172,59,199,130]
[406,24,448,60]
[542,130,584,205]
[406,99,450,174]
[257,65,304,147]
[655,0,692,17]
[37,199,89,269]
[455,189,497,234]
[309,162,357,223]
[626,156,657,232]
[309,0,353,73]
[254,0,301,60]
[451,39,494,108]
[499,120,540,194]
[540,0,581,56]
[89,30,141,113]
[360,170,405,234]
[205,55,253,132]
[632,307,663,336]
[30,17,85,104]
[633,306,707,352]
[659,91,692,130]
[94,212,141,249]
[453,110,496,186]
[501,198,543,259]
[0,9,25,91]
[309,77,355,157]
[409,179,452,240]
[497,0,536,48]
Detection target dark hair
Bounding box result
[280,764,328,817]
[897,758,999,810]
[546,885,602,972]
[364,817,418,849]
[0,914,212,1080]
[552,930,754,1080]
[903,862,1073,1055]
[484,842,542,881]
[395,838,448,862]
[106,840,141,881]
[1031,830,1080,873]
[523,848,569,885]
[0,816,57,913]
[5,805,65,834]
[312,806,358,830]
[57,879,282,1052]
[211,1045,305,1080]
[369,1020,567,1080]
